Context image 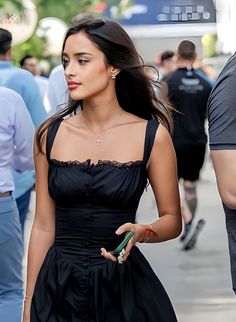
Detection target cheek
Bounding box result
[69,75,110,100]
[86,67,110,90]
[90,75,109,88]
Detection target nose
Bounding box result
[64,61,77,78]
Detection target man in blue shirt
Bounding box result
[0,28,47,231]
[0,86,34,322]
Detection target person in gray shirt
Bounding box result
[208,53,236,294]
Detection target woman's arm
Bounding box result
[144,124,182,242]
[23,137,55,321]
[101,124,182,262]
[117,124,182,245]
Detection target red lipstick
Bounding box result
[67,81,80,90]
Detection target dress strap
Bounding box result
[143,119,160,165]
[46,118,63,162]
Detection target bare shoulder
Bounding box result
[34,126,48,156]
[148,123,175,168]
[154,123,172,146]
[149,124,174,159]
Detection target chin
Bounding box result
[69,93,84,101]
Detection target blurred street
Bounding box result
[137,155,236,322]
[23,155,236,322]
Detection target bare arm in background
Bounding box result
[211,150,236,209]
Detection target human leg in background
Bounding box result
[176,144,207,250]
[0,196,23,322]
[180,180,197,242]
[181,180,206,251]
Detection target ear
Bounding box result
[109,66,120,78]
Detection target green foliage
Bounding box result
[13,34,48,66]
[201,34,218,58]
[35,0,99,23]
[35,0,124,23]
[107,0,133,20]
[0,0,24,18]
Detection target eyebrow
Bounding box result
[62,52,93,57]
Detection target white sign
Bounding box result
[0,0,37,45]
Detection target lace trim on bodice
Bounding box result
[50,158,144,169]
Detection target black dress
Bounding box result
[30,119,178,322]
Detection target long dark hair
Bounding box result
[36,17,173,152]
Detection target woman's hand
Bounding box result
[22,300,31,322]
[101,223,155,263]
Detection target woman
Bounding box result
[23,18,182,322]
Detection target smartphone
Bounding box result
[111,230,135,256]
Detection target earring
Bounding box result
[111,75,116,79]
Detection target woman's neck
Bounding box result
[81,97,124,128]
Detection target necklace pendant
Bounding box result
[96,138,102,144]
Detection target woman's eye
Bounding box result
[62,59,69,68]
[78,59,89,65]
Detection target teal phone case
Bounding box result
[111,230,135,256]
